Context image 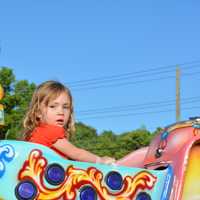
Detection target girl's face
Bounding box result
[40,92,71,127]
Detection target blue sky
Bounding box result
[0,1,199,134]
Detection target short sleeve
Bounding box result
[29,124,65,147]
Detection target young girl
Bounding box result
[23,80,148,167]
[23,80,115,164]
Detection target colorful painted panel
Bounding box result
[0,140,173,200]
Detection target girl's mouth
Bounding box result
[56,119,64,125]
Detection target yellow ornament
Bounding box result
[0,84,4,100]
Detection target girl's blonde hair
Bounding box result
[23,80,75,140]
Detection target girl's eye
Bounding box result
[63,106,70,109]
[49,105,55,108]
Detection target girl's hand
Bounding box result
[96,156,116,165]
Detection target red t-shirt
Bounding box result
[28,123,67,157]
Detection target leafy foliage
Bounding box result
[71,124,154,159]
[71,122,98,150]
[0,67,36,139]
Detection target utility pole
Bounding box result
[0,84,4,126]
[176,67,181,122]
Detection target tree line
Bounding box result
[0,67,162,159]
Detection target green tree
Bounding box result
[91,130,118,157]
[0,67,36,139]
[71,125,154,159]
[115,127,152,159]
[71,122,98,151]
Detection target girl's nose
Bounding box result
[57,107,64,114]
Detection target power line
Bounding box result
[69,64,200,88]
[66,60,200,87]
[77,106,200,121]
[68,61,200,121]
[76,97,200,116]
[71,70,200,91]
[77,96,200,113]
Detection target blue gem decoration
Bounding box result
[136,192,151,200]
[106,171,123,190]
[45,163,65,185]
[193,124,200,129]
[80,186,97,200]
[0,144,15,178]
[15,180,37,200]
[161,131,169,140]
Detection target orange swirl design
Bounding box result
[18,150,157,200]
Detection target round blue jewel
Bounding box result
[45,163,65,185]
[15,180,37,200]
[79,186,97,200]
[136,192,151,200]
[105,171,123,190]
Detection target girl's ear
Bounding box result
[36,113,41,122]
[37,114,41,119]
[36,110,42,120]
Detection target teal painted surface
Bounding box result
[0,140,172,200]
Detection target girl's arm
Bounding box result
[52,138,115,164]
[116,147,148,167]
